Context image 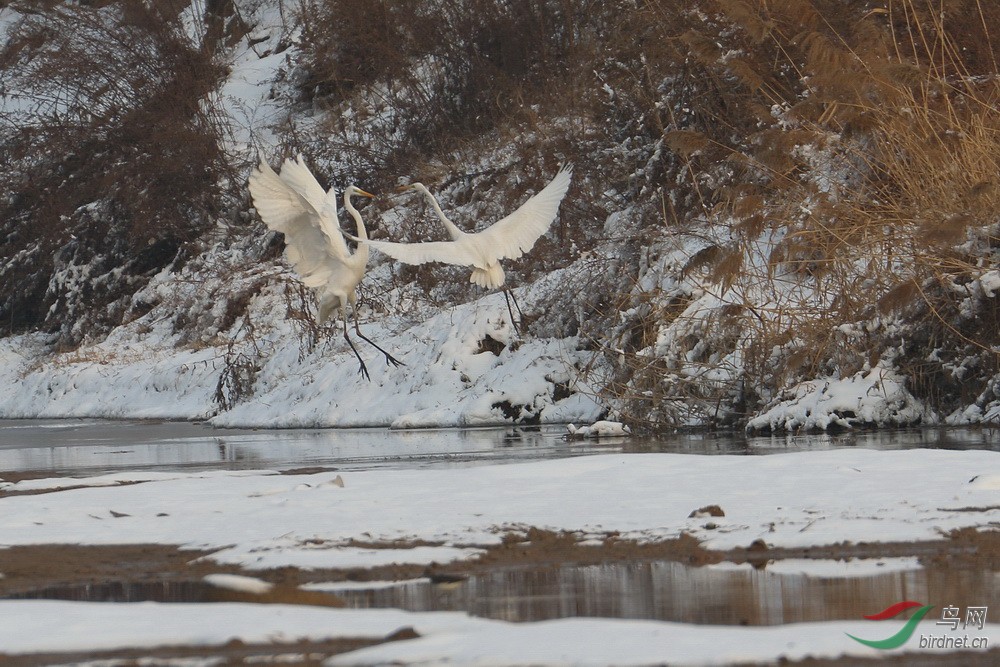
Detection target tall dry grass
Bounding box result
[601,0,1000,427]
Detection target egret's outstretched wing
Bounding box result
[278,155,334,214]
[362,238,480,267]
[248,160,341,288]
[276,155,349,258]
[248,160,314,235]
[476,164,572,263]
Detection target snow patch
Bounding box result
[1,600,997,664]
[2,450,998,568]
[202,573,274,594]
[566,420,632,438]
[747,367,933,433]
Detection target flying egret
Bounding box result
[351,165,573,330]
[248,156,403,380]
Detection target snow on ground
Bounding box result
[0,333,222,421]
[329,615,1000,666]
[2,442,998,663]
[212,0,291,153]
[0,285,603,427]
[0,600,995,664]
[747,366,935,432]
[3,269,937,432]
[565,420,631,438]
[203,572,275,594]
[715,557,924,577]
[2,450,998,569]
[214,292,600,429]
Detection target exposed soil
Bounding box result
[322,529,720,586]
[0,634,414,667]
[0,544,237,597]
[4,528,1000,598]
[721,528,1000,570]
[284,526,1000,586]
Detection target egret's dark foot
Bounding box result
[356,329,404,369]
[357,361,371,382]
[384,353,405,368]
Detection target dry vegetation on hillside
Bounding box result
[596,0,1000,427]
[1,0,999,427]
[0,1,234,343]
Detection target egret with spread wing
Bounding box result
[354,165,572,330]
[248,156,403,380]
[359,165,572,288]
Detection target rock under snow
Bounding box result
[566,420,632,438]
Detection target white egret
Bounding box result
[248,156,403,380]
[357,165,572,287]
[352,164,572,331]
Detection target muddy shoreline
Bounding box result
[4,527,999,600]
[3,422,998,664]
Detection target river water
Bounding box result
[2,418,998,478]
[2,419,999,630]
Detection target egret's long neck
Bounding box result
[416,184,463,240]
[344,194,371,265]
[344,195,368,240]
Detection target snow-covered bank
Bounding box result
[0,334,222,421]
[213,293,601,429]
[2,450,998,570]
[0,248,603,428]
[0,600,996,664]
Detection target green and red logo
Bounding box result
[847,601,935,649]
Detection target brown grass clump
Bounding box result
[598,0,1000,427]
[750,0,1000,412]
[291,0,602,186]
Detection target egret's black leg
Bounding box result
[344,315,370,381]
[509,289,525,320]
[354,314,405,368]
[503,289,522,336]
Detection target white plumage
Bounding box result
[248,156,351,303]
[248,156,402,379]
[359,164,573,289]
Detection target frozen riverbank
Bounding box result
[3,449,998,568]
[3,447,1000,664]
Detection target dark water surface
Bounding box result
[9,560,999,627]
[2,419,999,630]
[328,561,1000,625]
[2,418,998,478]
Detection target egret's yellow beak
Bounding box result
[395,184,415,193]
[355,188,375,199]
